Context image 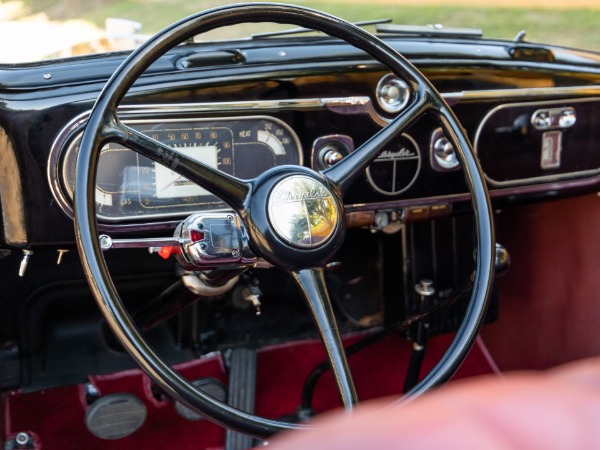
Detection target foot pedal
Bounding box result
[85,393,147,439]
[226,348,257,450]
[175,378,227,420]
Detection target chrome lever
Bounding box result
[99,212,262,271]
[99,234,183,250]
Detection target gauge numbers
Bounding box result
[154,143,218,199]
[59,116,302,221]
[145,126,231,200]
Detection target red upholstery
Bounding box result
[267,357,600,450]
[4,333,494,449]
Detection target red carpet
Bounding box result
[4,333,494,449]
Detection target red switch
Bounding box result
[157,246,180,259]
[190,230,205,242]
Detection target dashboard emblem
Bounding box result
[268,175,338,248]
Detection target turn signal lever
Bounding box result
[99,212,266,270]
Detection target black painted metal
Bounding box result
[3,36,600,91]
[324,93,429,194]
[292,267,358,409]
[74,2,494,438]
[2,39,597,247]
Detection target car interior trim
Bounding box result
[346,170,600,213]
[118,96,388,126]
[444,85,600,103]
[82,161,600,234]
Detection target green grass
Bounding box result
[25,0,600,52]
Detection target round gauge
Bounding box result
[366,133,421,195]
[57,116,302,222]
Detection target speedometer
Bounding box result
[54,116,302,222]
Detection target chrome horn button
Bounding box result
[267,175,338,248]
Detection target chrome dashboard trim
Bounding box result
[91,171,600,233]
[443,85,600,104]
[118,96,389,126]
[473,97,600,188]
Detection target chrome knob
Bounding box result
[433,137,459,170]
[311,135,353,171]
[495,243,511,277]
[415,279,436,297]
[322,148,343,167]
[376,74,410,113]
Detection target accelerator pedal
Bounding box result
[225,348,257,450]
[175,378,227,420]
[85,393,147,439]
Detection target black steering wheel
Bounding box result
[74,2,495,439]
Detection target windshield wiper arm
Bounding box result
[376,23,482,39]
[251,18,392,39]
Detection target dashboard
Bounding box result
[1,25,600,414]
[43,89,600,235]
[1,35,600,245]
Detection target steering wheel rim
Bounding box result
[74,2,495,438]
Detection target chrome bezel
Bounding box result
[430,127,460,172]
[474,97,600,187]
[376,73,411,114]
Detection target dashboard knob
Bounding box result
[311,135,353,171]
[376,74,410,114]
[495,243,511,277]
[433,136,459,170]
[322,148,344,167]
[415,279,436,297]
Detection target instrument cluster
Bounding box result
[50,116,302,222]
[48,102,462,228]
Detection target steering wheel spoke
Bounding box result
[323,95,429,194]
[107,118,250,211]
[291,267,358,410]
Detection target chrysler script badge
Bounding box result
[268,175,338,248]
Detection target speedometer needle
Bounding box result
[158,175,186,193]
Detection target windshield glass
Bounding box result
[1,0,599,63]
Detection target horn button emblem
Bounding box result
[268,175,338,248]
